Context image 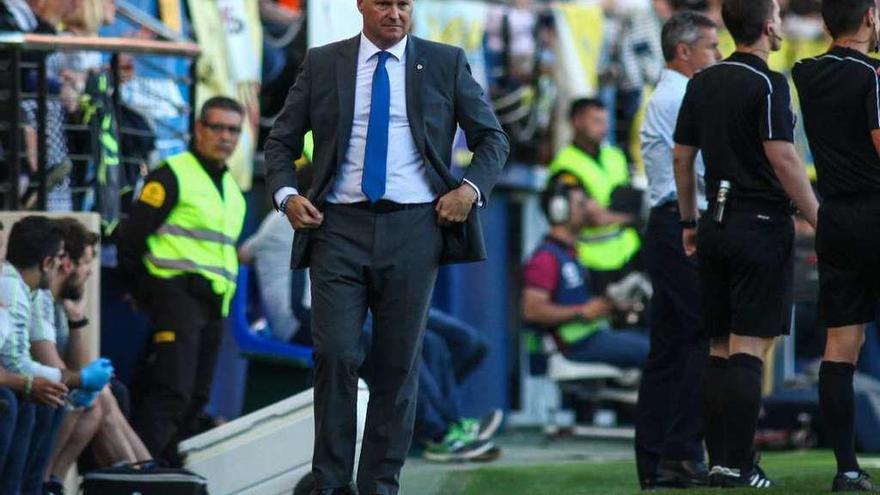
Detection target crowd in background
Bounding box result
[0,0,858,483]
[0,215,151,494]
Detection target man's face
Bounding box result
[39,242,65,290]
[686,27,721,73]
[567,189,602,231]
[195,108,243,163]
[768,0,783,51]
[572,107,609,145]
[357,0,413,49]
[60,245,94,300]
[869,7,879,53]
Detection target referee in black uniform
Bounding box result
[792,1,880,491]
[673,0,819,488]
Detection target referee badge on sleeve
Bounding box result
[140,181,166,208]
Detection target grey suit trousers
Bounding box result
[309,202,441,495]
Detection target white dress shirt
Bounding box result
[274,33,481,209]
[0,263,63,382]
[641,68,707,209]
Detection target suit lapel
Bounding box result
[405,37,427,157]
[336,35,360,166]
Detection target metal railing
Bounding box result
[0,33,199,212]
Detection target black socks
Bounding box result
[724,353,763,473]
[702,355,728,468]
[820,361,859,474]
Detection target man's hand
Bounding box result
[579,297,613,321]
[285,195,324,230]
[63,296,87,323]
[79,358,114,391]
[31,377,67,408]
[682,228,697,257]
[436,185,477,226]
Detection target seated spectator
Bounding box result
[239,165,313,343]
[521,175,649,369]
[28,218,150,494]
[0,219,68,490]
[360,311,503,463]
[238,212,299,342]
[0,216,113,493]
[415,312,503,463]
[1,0,76,210]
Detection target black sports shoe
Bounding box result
[43,476,64,495]
[655,459,709,487]
[722,467,776,489]
[708,466,732,488]
[832,470,880,492]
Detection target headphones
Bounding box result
[544,174,575,225]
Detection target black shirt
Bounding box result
[674,52,795,205]
[115,148,228,294]
[792,46,880,199]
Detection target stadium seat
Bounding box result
[231,266,314,367]
[541,335,638,439]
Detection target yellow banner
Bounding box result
[555,3,604,96]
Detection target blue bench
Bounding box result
[230,266,314,367]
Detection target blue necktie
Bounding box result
[362,51,391,203]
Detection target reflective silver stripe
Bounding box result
[156,225,236,245]
[578,228,624,243]
[145,255,236,282]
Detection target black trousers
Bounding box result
[309,203,441,495]
[132,275,224,463]
[635,205,707,482]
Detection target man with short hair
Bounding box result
[0,218,67,494]
[30,218,151,495]
[521,174,650,370]
[548,98,639,291]
[0,216,112,493]
[792,0,880,490]
[636,10,720,490]
[266,0,509,492]
[118,96,248,464]
[674,0,819,487]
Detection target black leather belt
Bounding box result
[340,200,433,214]
[653,201,679,214]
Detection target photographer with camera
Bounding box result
[521,173,649,369]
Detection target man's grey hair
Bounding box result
[661,11,717,62]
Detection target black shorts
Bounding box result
[697,204,794,339]
[816,196,880,328]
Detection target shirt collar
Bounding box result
[359,32,407,63]
[728,51,769,69]
[1,262,30,295]
[189,146,228,179]
[829,45,870,61]
[659,68,689,87]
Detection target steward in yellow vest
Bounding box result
[116,97,247,463]
[549,98,641,282]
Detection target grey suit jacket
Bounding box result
[265,34,510,269]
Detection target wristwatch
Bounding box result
[679,218,698,229]
[280,194,296,213]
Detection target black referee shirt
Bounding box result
[674,52,795,205]
[792,46,880,199]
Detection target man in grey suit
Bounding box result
[265,1,509,494]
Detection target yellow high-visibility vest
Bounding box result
[144,151,246,316]
[548,144,641,271]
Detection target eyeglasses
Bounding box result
[201,121,242,135]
